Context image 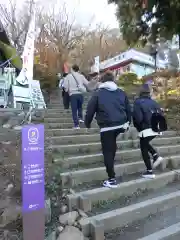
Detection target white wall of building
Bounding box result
[91,48,167,75]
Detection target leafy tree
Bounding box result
[117,72,142,99]
[118,72,139,86]
[108,0,180,47]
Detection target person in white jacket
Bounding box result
[63,65,89,129]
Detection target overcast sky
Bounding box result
[1,0,118,28]
[65,0,118,28]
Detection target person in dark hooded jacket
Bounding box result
[133,84,164,179]
[85,72,131,188]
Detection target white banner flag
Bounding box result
[16,6,36,85]
[94,56,100,73]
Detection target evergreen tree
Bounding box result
[108,0,180,47]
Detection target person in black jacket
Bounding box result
[85,72,131,188]
[59,73,69,109]
[133,84,164,179]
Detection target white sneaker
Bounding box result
[103,179,117,188]
[79,119,84,123]
[142,171,155,179]
[153,156,164,169]
[73,126,80,130]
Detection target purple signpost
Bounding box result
[22,124,45,240]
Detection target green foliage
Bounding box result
[117,72,140,86]
[45,166,62,196]
[117,72,142,98]
[108,0,180,46]
[34,65,58,90]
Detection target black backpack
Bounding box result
[151,111,167,132]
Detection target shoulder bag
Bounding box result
[71,74,86,93]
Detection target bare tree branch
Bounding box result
[0,0,42,53]
[0,0,129,77]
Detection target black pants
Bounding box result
[70,94,83,127]
[140,136,157,171]
[62,90,69,109]
[100,129,123,179]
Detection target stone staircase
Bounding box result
[45,92,180,240]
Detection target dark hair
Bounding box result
[63,73,68,77]
[72,64,79,72]
[100,71,114,83]
[139,84,151,97]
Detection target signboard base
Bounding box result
[23,209,45,240]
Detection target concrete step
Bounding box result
[51,136,180,156]
[50,96,90,102]
[138,222,180,240]
[46,94,180,239]
[61,161,145,187]
[45,122,97,129]
[45,118,95,124]
[46,104,88,109]
[45,111,86,118]
[49,132,129,144]
[45,112,88,119]
[47,106,88,111]
[45,117,73,123]
[47,108,71,112]
[45,109,72,114]
[53,144,180,169]
[50,97,90,101]
[46,128,99,136]
[48,102,89,108]
[48,130,177,145]
[45,112,73,118]
[79,189,180,238]
[0,109,22,113]
[49,133,100,144]
[67,170,180,212]
[45,109,88,118]
[49,100,61,104]
[61,155,180,188]
[106,207,180,240]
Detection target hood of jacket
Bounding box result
[98,81,118,91]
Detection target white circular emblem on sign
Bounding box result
[28,127,39,143]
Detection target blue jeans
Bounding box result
[70,94,84,127]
